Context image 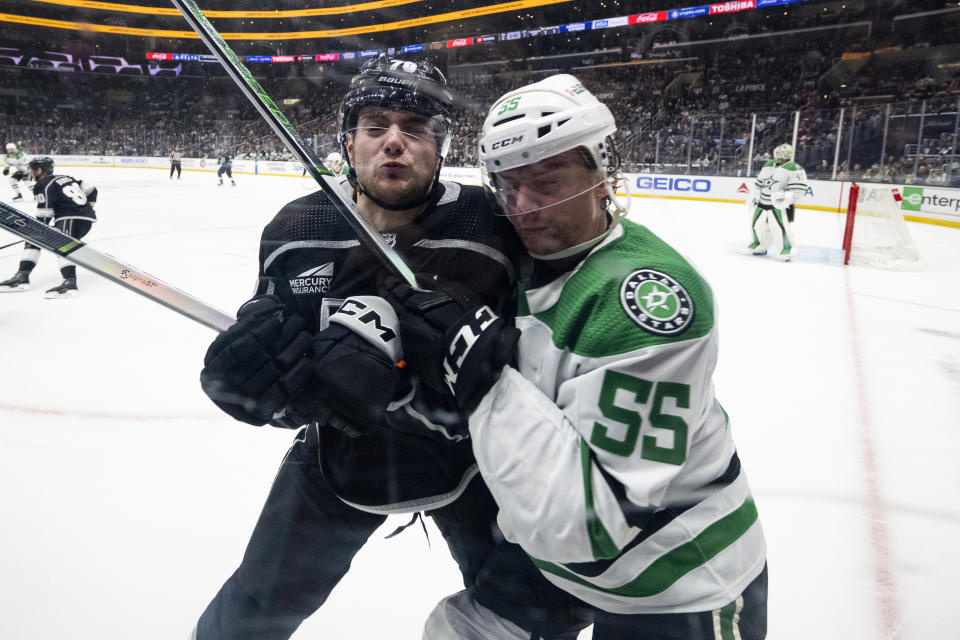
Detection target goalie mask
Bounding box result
[773,143,793,162]
[478,74,629,222]
[338,55,454,210]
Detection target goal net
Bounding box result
[842,183,921,269]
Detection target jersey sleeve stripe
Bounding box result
[262,239,360,272]
[581,439,620,560]
[530,496,758,598]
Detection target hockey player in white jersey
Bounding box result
[323,151,348,176]
[385,74,767,639]
[748,143,807,260]
[302,151,349,178]
[4,142,29,201]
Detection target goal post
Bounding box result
[842,182,921,269]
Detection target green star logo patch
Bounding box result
[620,269,694,336]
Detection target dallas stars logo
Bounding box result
[620,268,694,336]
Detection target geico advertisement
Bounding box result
[899,185,960,221]
[634,175,715,194]
[628,174,849,211]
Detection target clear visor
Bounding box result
[343,109,451,159]
[484,169,608,217]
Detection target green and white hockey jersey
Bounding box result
[4,150,27,176]
[468,219,766,615]
[753,160,807,209]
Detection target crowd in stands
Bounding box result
[2,2,960,186]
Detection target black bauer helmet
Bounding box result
[338,55,454,158]
[27,156,54,175]
[338,55,455,210]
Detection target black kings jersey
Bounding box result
[33,174,96,222]
[255,181,522,512]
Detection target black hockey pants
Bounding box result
[194,423,592,640]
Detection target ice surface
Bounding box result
[1,167,958,639]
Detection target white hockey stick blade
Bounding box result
[170,0,420,291]
[0,202,235,332]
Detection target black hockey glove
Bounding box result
[11,170,26,181]
[290,296,404,438]
[2,167,8,176]
[382,274,519,413]
[200,295,313,427]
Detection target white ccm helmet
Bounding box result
[6,143,16,153]
[478,74,629,252]
[324,151,343,169]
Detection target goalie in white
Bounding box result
[748,143,807,261]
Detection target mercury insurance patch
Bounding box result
[620,268,694,336]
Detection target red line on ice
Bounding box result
[844,271,901,636]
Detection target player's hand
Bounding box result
[771,192,791,209]
[2,167,8,176]
[200,295,313,426]
[290,296,404,437]
[382,274,518,412]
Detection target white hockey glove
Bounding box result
[771,191,794,210]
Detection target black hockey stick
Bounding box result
[0,202,235,332]
[0,239,24,250]
[170,0,419,290]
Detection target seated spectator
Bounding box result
[861,164,881,181]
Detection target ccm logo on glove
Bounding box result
[330,295,403,363]
[443,305,496,394]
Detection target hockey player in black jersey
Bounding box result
[217,152,235,186]
[193,55,591,640]
[0,156,97,298]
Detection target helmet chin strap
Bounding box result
[529,175,629,261]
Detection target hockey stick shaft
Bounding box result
[170,0,420,290]
[0,239,24,250]
[0,202,236,332]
